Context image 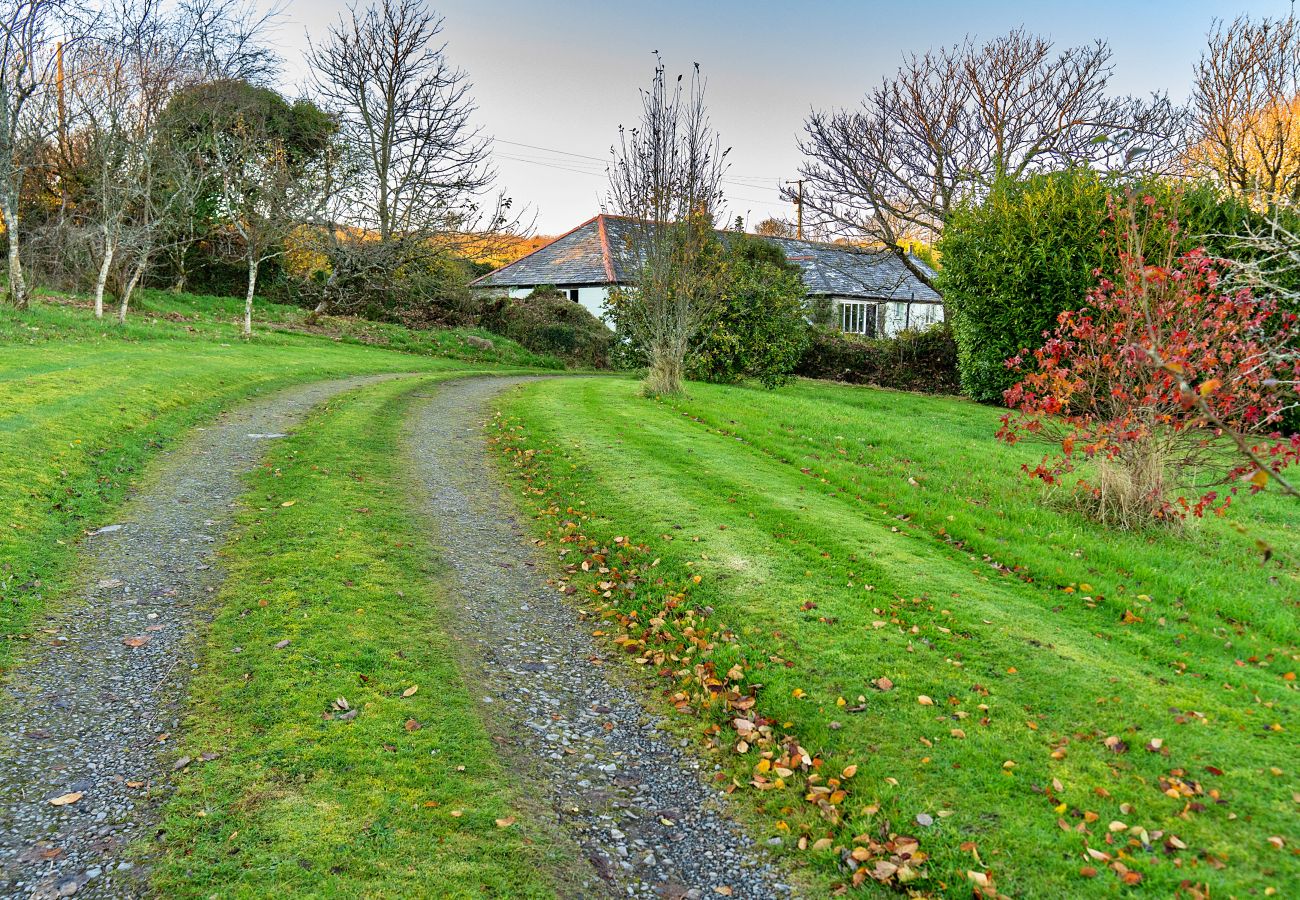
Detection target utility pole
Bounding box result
[784,178,805,239]
[56,41,68,213]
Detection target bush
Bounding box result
[938,170,1300,404]
[998,198,1300,526]
[477,288,613,368]
[938,169,1112,403]
[291,237,479,327]
[689,235,810,388]
[796,325,960,394]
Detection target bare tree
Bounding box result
[1191,14,1300,204]
[308,0,501,238]
[173,0,279,86]
[66,2,159,319]
[305,0,521,318]
[795,29,1184,288]
[0,0,75,307]
[607,57,729,396]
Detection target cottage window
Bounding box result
[839,300,876,337]
[569,289,580,303]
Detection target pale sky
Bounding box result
[256,0,1290,234]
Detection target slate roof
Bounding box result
[471,214,941,302]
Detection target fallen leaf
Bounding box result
[280,500,296,507]
[495,816,516,828]
[873,676,894,692]
[274,639,291,650]
[48,792,82,807]
[714,889,733,897]
[402,685,419,698]
[917,695,934,706]
[122,636,150,649]
[404,719,421,731]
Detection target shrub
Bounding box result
[998,197,1300,526]
[939,170,1300,404]
[292,237,478,327]
[477,290,613,368]
[796,325,961,394]
[690,235,810,388]
[938,169,1112,402]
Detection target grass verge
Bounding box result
[152,375,569,898]
[492,376,1298,898]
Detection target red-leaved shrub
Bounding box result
[997,196,1300,526]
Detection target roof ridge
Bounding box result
[595,215,616,282]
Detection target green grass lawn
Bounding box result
[0,290,554,668]
[493,376,1299,898]
[153,375,572,898]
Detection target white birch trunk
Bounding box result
[118,258,146,324]
[3,199,27,309]
[93,236,115,319]
[243,255,258,338]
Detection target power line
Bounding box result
[493,136,786,186]
[494,153,784,207]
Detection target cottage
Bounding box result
[470,214,944,338]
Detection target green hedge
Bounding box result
[795,325,960,394]
[937,170,1111,403]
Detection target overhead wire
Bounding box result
[493,137,789,196]
[493,150,789,208]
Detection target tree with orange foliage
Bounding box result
[1192,14,1300,202]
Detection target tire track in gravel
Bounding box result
[406,376,795,900]
[0,373,405,900]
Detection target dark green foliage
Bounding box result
[796,325,960,394]
[477,291,613,368]
[690,235,810,388]
[297,240,478,327]
[937,170,1111,403]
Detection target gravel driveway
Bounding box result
[0,374,401,900]
[406,376,794,900]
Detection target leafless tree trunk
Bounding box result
[1191,14,1300,203]
[607,57,729,396]
[795,29,1185,288]
[0,0,75,308]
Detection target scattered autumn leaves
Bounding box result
[491,414,929,892]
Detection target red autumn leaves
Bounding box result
[998,197,1300,521]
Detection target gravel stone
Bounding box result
[406,377,794,900]
[0,376,400,899]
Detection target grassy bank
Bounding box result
[493,376,1298,897]
[0,291,552,667]
[153,375,570,898]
